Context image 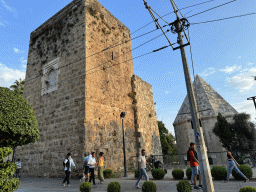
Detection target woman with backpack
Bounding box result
[62,153,76,187]
[222,145,249,183]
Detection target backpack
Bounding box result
[63,158,70,169]
[187,149,191,161]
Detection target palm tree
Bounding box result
[10,78,25,95]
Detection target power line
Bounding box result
[85,27,160,60]
[20,0,220,84]
[86,0,236,61]
[190,12,256,25]
[21,26,172,87]
[13,0,224,87]
[36,49,156,92]
[187,0,238,19]
[85,30,171,74]
[85,0,218,59]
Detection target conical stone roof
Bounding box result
[173,75,238,125]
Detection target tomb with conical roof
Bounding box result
[173,75,238,166]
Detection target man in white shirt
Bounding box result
[135,149,149,189]
[15,159,21,178]
[88,152,97,187]
[62,153,76,187]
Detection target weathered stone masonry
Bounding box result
[16,0,162,177]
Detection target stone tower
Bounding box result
[173,75,238,166]
[16,0,162,177]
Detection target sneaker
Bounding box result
[194,186,201,190]
[93,184,97,187]
[67,184,70,187]
[222,179,228,183]
[62,183,65,187]
[136,186,141,189]
[244,178,249,182]
[199,185,202,188]
[190,182,194,185]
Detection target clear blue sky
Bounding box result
[1,0,256,136]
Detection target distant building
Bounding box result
[173,75,238,166]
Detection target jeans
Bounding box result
[226,160,246,180]
[63,170,70,184]
[190,167,195,183]
[89,168,95,184]
[136,168,149,186]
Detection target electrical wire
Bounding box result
[16,0,220,84]
[190,12,256,25]
[187,28,201,120]
[86,30,170,73]
[85,0,218,59]
[187,0,238,18]
[21,30,170,86]
[36,50,155,92]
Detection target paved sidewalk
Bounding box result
[14,175,256,192]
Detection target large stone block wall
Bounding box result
[174,115,235,166]
[16,0,87,177]
[83,0,137,172]
[132,75,162,159]
[14,0,162,177]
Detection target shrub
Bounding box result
[142,181,156,192]
[176,180,192,192]
[172,169,184,179]
[211,166,227,180]
[186,167,192,179]
[134,169,140,178]
[110,171,121,178]
[103,169,113,178]
[80,182,92,192]
[152,169,165,180]
[239,186,256,192]
[232,164,252,180]
[0,178,21,192]
[107,181,121,192]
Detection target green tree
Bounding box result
[213,113,256,152]
[231,113,256,152]
[157,121,177,155]
[212,113,235,147]
[0,87,39,191]
[9,78,25,95]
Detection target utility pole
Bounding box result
[247,96,256,110]
[142,0,214,191]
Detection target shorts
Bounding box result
[191,166,200,175]
[85,166,90,174]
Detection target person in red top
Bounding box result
[189,143,202,190]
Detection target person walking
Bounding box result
[189,143,202,189]
[15,159,22,178]
[88,152,97,187]
[83,152,91,182]
[222,145,249,183]
[135,149,149,189]
[62,153,76,187]
[98,152,105,184]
